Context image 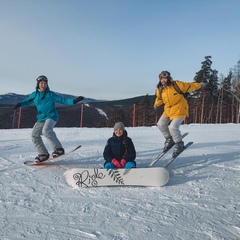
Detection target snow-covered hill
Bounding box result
[0,124,239,239]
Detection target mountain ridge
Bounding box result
[0,92,154,107]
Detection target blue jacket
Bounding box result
[103,131,136,163]
[20,86,74,122]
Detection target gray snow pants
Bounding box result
[32,119,62,154]
[157,115,185,143]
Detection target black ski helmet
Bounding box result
[36,75,48,87]
[36,75,48,83]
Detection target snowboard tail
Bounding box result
[64,167,169,188]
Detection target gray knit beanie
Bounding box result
[113,122,125,131]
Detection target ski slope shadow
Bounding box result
[165,141,240,186]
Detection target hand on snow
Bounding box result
[73,96,84,104]
[111,158,122,168]
[14,103,21,110]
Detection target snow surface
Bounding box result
[0,124,239,240]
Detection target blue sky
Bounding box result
[0,0,240,100]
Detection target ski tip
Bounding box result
[185,141,194,147]
[72,145,82,152]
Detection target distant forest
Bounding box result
[1,55,240,129]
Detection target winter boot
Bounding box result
[163,137,174,152]
[52,148,65,158]
[172,141,184,157]
[35,153,50,162]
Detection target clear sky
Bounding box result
[0,0,240,100]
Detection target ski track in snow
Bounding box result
[0,124,239,240]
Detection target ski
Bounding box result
[163,142,193,168]
[147,132,189,167]
[24,145,81,166]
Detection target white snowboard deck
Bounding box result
[64,167,169,188]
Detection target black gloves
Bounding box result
[14,103,21,110]
[73,96,84,104]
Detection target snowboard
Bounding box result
[24,145,81,166]
[64,167,169,188]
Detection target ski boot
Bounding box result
[172,141,184,157]
[35,153,50,162]
[163,137,174,152]
[52,148,65,158]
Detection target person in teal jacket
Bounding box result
[14,75,84,162]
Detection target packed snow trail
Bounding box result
[0,124,239,239]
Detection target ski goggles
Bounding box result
[36,75,48,83]
[159,71,170,79]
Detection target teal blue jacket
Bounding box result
[20,87,74,122]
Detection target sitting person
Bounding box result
[103,122,136,169]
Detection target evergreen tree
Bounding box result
[194,55,212,84]
[229,59,240,123]
[217,72,233,123]
[220,71,233,104]
[231,59,240,82]
[193,56,219,123]
[209,69,219,101]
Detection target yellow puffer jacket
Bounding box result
[154,80,201,120]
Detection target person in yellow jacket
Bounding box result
[154,71,205,157]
